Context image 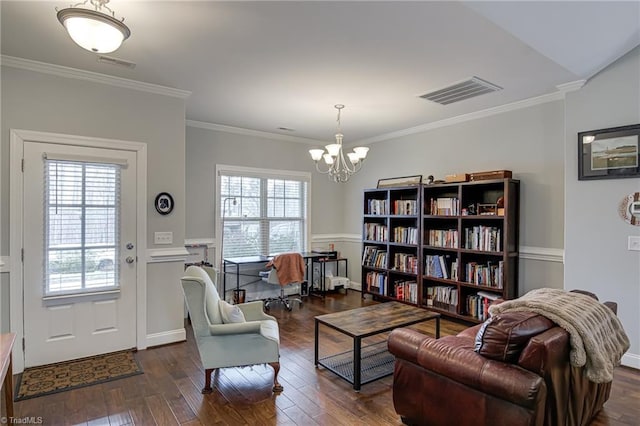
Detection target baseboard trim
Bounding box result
[622,352,640,370]
[146,328,186,348]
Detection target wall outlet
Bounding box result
[628,236,640,251]
[154,231,173,245]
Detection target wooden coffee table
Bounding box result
[314,301,440,391]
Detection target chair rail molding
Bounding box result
[147,247,190,263]
[0,257,9,273]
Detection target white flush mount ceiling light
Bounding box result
[309,105,369,183]
[57,0,130,53]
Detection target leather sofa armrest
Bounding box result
[389,328,546,409]
[388,328,428,365]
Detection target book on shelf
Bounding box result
[464,226,501,252]
[394,199,418,215]
[362,246,388,269]
[425,286,458,311]
[394,253,418,274]
[464,260,504,288]
[366,271,387,295]
[393,226,418,244]
[424,254,451,279]
[367,199,388,215]
[465,292,498,321]
[429,197,460,215]
[394,280,418,304]
[427,229,459,248]
[364,223,388,242]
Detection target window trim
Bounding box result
[215,164,311,267]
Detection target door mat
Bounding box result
[15,349,143,401]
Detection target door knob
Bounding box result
[126,256,135,264]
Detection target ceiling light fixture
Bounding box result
[309,104,369,183]
[57,0,131,53]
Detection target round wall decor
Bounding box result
[619,192,640,226]
[155,192,174,215]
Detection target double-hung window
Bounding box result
[217,165,310,260]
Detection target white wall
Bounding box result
[1,66,187,345]
[342,100,566,293]
[185,125,345,242]
[564,46,640,368]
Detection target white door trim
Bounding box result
[9,129,148,373]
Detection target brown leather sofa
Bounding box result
[388,294,617,426]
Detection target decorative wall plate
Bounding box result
[619,192,640,226]
[155,192,174,215]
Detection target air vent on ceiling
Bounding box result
[420,76,502,105]
[97,55,136,69]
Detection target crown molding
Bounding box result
[353,90,566,146]
[556,79,587,93]
[1,55,191,99]
[186,119,324,145]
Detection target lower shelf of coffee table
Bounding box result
[317,341,394,387]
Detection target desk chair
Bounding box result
[264,253,305,311]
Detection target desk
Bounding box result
[222,252,325,300]
[1,333,15,418]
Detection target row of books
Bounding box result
[463,226,501,252]
[465,261,504,288]
[362,246,387,268]
[425,255,455,279]
[428,197,460,216]
[393,226,418,244]
[366,199,388,215]
[424,286,458,309]
[465,291,500,321]
[427,229,459,248]
[364,223,388,242]
[366,271,387,295]
[394,280,418,304]
[393,199,418,215]
[392,253,418,274]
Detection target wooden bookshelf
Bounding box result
[362,179,519,323]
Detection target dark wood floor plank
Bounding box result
[11,290,639,425]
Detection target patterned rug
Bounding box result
[15,350,143,401]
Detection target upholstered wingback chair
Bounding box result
[181,265,283,393]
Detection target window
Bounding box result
[217,165,310,259]
[45,159,121,296]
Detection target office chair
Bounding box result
[264,253,305,311]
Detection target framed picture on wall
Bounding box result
[578,124,640,180]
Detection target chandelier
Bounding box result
[309,105,369,183]
[57,0,131,53]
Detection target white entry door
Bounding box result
[22,141,138,367]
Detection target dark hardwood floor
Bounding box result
[12,290,640,425]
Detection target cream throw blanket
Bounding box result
[489,288,630,383]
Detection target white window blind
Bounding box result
[218,167,309,259]
[44,159,121,296]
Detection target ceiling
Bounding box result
[2,1,640,144]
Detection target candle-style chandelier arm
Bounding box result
[309,104,369,183]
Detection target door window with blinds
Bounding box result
[219,167,310,258]
[44,157,122,297]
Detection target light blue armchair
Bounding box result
[181,265,283,393]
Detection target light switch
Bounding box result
[154,231,173,245]
[628,236,640,251]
